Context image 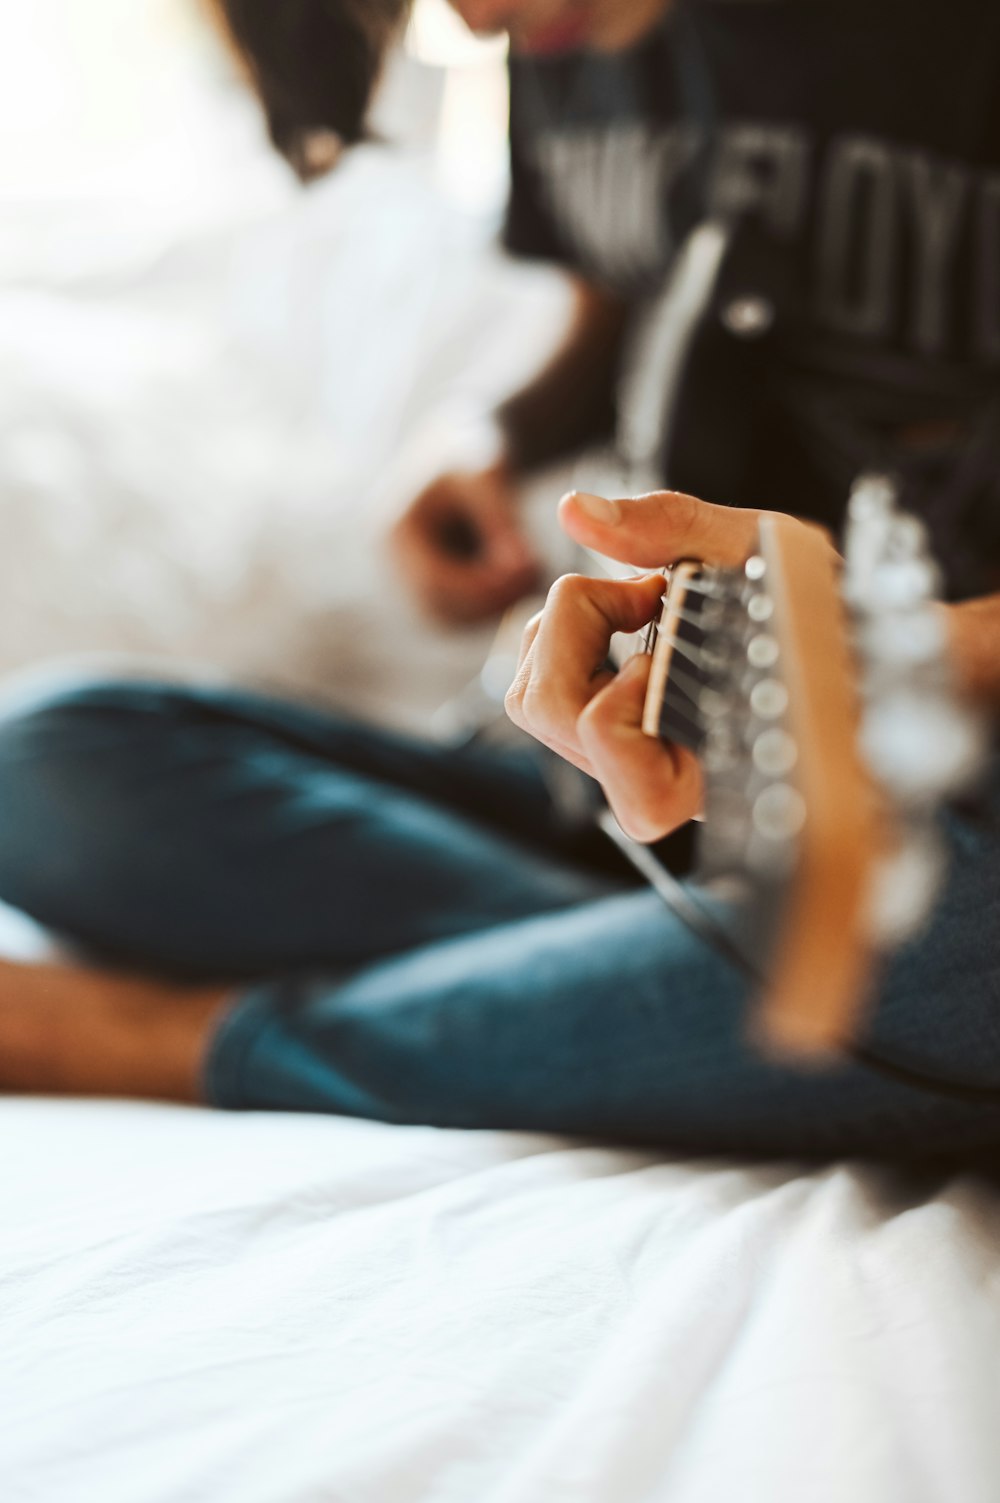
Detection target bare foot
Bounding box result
[0,959,232,1103]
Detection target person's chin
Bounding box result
[512,0,669,59]
[514,14,591,57]
[587,0,671,53]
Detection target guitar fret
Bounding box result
[660,696,703,737]
[660,661,712,710]
[662,674,704,712]
[654,630,714,674]
[669,576,729,603]
[665,601,723,632]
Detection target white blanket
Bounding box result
[2,1097,999,1503]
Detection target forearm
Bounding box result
[946,594,1000,705]
[497,277,629,475]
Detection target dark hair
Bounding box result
[210,0,411,176]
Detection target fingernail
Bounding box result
[571,492,621,526]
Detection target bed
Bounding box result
[4,1088,1000,1501]
[1,892,999,1503]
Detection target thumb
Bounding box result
[559,488,765,570]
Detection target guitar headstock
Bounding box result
[641,478,988,1057]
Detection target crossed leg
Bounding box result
[3,678,1000,1159]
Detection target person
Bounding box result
[1,483,1000,1159]
[1,0,999,1159]
[205,0,1000,621]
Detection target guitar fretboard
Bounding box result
[643,552,802,884]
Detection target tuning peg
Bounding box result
[844,473,899,607]
[860,688,988,803]
[872,556,941,611]
[867,828,948,947]
[848,472,898,520]
[884,513,931,561]
[858,609,947,672]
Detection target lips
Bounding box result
[520,12,590,55]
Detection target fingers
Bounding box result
[515,610,543,670]
[577,655,704,841]
[506,571,663,767]
[558,488,767,569]
[507,569,704,844]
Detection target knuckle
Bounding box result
[519,683,568,744]
[504,665,535,725]
[546,573,590,611]
[679,488,700,527]
[671,489,699,544]
[612,804,663,845]
[515,617,542,663]
[518,681,549,728]
[504,687,525,726]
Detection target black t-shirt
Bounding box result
[504,0,1000,596]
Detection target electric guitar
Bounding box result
[634,474,988,1059]
[449,474,987,1069]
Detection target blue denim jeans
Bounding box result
[1,678,1000,1159]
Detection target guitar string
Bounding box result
[666,577,730,602]
[660,600,721,632]
[596,809,759,979]
[654,631,720,674]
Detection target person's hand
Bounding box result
[390,463,542,626]
[506,488,796,843]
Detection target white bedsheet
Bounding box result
[2,1094,999,1503]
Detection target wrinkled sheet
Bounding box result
[2,1096,1000,1503]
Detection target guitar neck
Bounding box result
[639,520,885,1056]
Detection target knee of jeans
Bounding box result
[0,678,166,918]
